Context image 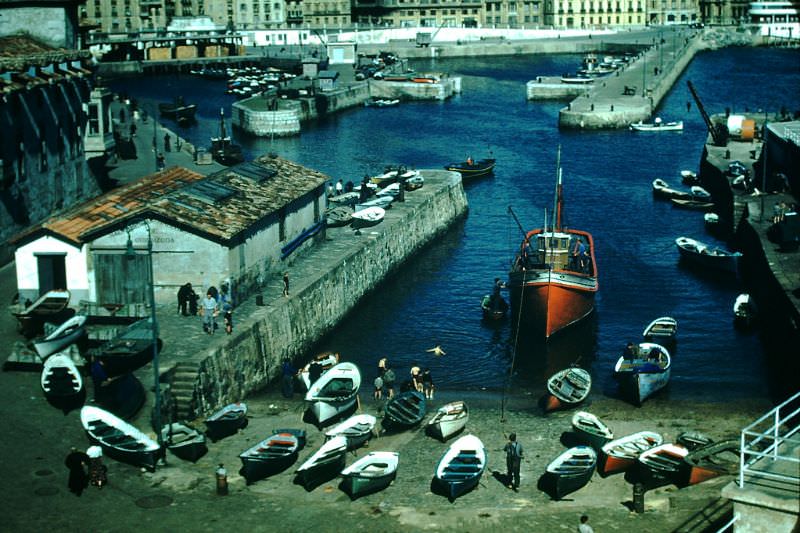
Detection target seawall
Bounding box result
[169,170,468,415]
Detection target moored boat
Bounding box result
[426,401,469,441]
[480,293,508,321]
[675,236,742,274]
[305,362,361,427]
[671,198,715,211]
[158,96,197,122]
[351,206,386,229]
[205,402,248,441]
[364,97,400,107]
[434,434,486,501]
[383,390,427,431]
[652,178,691,200]
[508,148,598,340]
[80,405,163,471]
[571,411,613,450]
[444,156,496,178]
[162,422,207,462]
[543,366,591,412]
[325,205,354,227]
[295,435,348,489]
[239,431,301,484]
[369,165,418,186]
[690,185,712,201]
[613,342,671,405]
[681,170,699,185]
[597,431,663,477]
[642,316,678,344]
[629,118,684,131]
[33,314,87,359]
[733,293,757,328]
[543,445,597,500]
[210,108,244,166]
[325,414,376,450]
[340,451,399,499]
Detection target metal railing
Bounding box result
[715,512,740,533]
[739,391,800,488]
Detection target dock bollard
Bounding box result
[216,463,228,495]
[633,482,645,513]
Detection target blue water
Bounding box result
[111,47,800,403]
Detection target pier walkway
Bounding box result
[555,27,702,129]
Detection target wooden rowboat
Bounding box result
[33,314,87,358]
[295,435,348,489]
[325,414,376,450]
[426,401,469,441]
[634,443,689,488]
[544,367,591,412]
[305,362,361,427]
[162,422,207,463]
[613,343,671,405]
[340,451,399,499]
[80,405,163,471]
[41,352,84,410]
[598,431,663,477]
[434,434,486,501]
[642,316,678,344]
[383,390,427,430]
[571,411,613,450]
[239,431,301,484]
[543,445,597,500]
[205,402,248,441]
[12,289,73,337]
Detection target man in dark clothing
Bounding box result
[308,360,323,385]
[177,283,192,316]
[281,359,296,398]
[65,447,89,496]
[503,433,523,490]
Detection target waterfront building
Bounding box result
[543,0,648,27]
[0,35,101,265]
[647,0,702,24]
[747,1,800,38]
[10,157,330,306]
[698,0,752,24]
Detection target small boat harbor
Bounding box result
[3,29,799,533]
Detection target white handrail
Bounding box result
[738,391,800,488]
[716,512,740,533]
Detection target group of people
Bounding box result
[65,445,107,496]
[373,358,436,401]
[177,282,233,335]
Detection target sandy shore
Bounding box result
[2,355,770,533]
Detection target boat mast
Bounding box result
[553,146,563,232]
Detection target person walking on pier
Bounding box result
[164,133,171,152]
[282,272,290,297]
[201,291,218,334]
[335,179,343,196]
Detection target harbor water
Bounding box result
[110,47,800,405]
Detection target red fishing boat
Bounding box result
[508,148,598,339]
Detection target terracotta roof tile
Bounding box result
[11,157,330,247]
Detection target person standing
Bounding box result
[327,182,334,198]
[201,291,218,334]
[578,515,594,533]
[282,272,290,297]
[373,373,384,400]
[87,446,107,488]
[223,302,233,335]
[335,179,343,196]
[503,433,523,491]
[281,358,296,398]
[65,447,89,496]
[422,368,434,399]
[383,365,396,399]
[164,133,171,152]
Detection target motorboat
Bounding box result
[508,147,597,340]
[629,118,684,131]
[444,157,496,178]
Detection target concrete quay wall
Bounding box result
[188,171,468,415]
[368,76,461,100]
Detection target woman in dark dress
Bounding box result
[65,447,89,496]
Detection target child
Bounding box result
[223,303,233,335]
[373,375,384,400]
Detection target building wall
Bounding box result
[15,237,89,303]
[0,5,78,49]
[0,76,100,266]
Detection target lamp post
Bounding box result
[126,221,164,461]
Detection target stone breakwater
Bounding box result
[182,170,468,416]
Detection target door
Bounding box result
[93,252,149,305]
[36,253,67,294]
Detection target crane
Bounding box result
[687,80,728,147]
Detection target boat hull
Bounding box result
[616,368,671,405]
[309,397,357,427]
[509,270,596,339]
[240,453,297,484]
[296,453,346,489]
[544,469,594,500]
[383,391,427,430]
[341,471,396,499]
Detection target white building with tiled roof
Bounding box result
[11,155,330,308]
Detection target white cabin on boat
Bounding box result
[11,157,329,307]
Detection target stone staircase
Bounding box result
[169,361,200,420]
